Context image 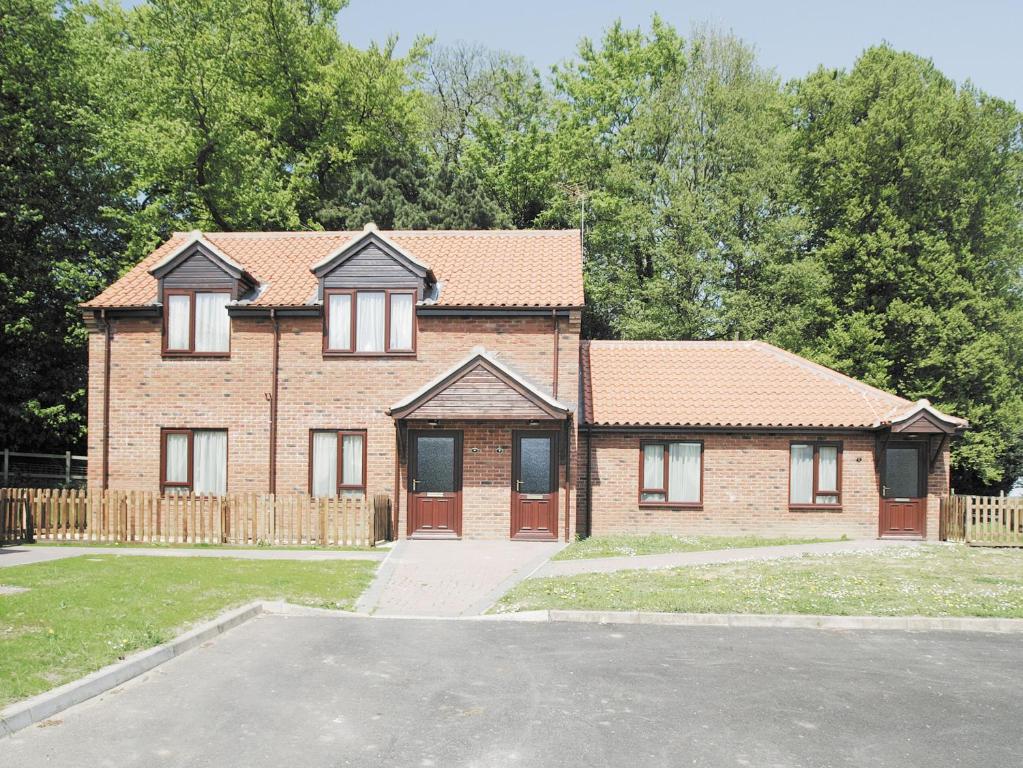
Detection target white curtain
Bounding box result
[328,293,351,350]
[342,434,364,487]
[311,432,338,497]
[667,442,701,503]
[166,294,191,350]
[818,446,838,491]
[356,292,385,352]
[194,292,231,352]
[790,444,814,504]
[192,430,227,495]
[389,293,414,350]
[164,433,189,483]
[643,444,663,489]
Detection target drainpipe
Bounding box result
[564,419,571,542]
[269,309,280,494]
[551,309,560,399]
[585,424,593,538]
[392,427,401,541]
[101,309,112,491]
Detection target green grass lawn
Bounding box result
[553,533,843,560]
[497,544,1023,618]
[0,555,377,707]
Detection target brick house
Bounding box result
[82,225,966,541]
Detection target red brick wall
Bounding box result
[579,431,950,540]
[86,310,581,540]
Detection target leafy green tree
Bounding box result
[546,20,802,340]
[792,46,1023,491]
[72,0,424,254]
[316,41,523,230]
[0,0,127,451]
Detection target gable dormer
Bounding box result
[312,225,435,357]
[149,232,259,357]
[310,223,434,302]
[150,232,258,301]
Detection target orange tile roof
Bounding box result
[582,340,917,429]
[83,229,584,309]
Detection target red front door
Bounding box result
[880,442,926,537]
[408,431,462,538]
[511,431,559,541]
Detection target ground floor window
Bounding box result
[790,442,841,507]
[310,429,367,496]
[161,428,228,494]
[640,441,702,506]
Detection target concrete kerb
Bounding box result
[352,538,403,614]
[0,601,265,738]
[262,602,1023,633]
[540,610,1023,633]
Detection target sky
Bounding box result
[337,0,1021,105]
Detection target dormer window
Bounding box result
[324,289,416,355]
[148,232,258,359]
[312,226,432,358]
[163,289,231,355]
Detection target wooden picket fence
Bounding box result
[940,494,1023,547]
[0,488,385,547]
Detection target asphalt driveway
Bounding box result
[2,616,1020,767]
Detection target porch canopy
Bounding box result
[875,398,968,469]
[388,348,572,422]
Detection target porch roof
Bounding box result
[388,348,573,421]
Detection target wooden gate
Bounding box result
[940,494,1023,546]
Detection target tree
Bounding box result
[0,0,127,452]
[315,41,527,230]
[72,0,425,255]
[546,20,802,340]
[792,46,1023,491]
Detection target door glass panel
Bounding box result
[519,436,553,494]
[415,435,455,493]
[885,447,920,498]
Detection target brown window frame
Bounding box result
[162,288,232,358]
[160,427,229,494]
[308,429,368,495]
[788,440,843,509]
[322,288,417,357]
[638,439,704,508]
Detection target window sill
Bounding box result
[162,352,231,359]
[789,505,843,512]
[322,352,416,359]
[639,503,703,510]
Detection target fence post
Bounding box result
[964,496,971,544]
[65,451,72,486]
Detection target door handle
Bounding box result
[881,485,889,497]
[411,479,419,491]
[515,480,523,491]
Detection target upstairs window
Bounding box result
[310,429,367,496]
[324,289,415,355]
[790,442,841,507]
[161,428,228,495]
[640,441,703,506]
[164,290,231,354]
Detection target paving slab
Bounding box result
[357,539,563,616]
[535,537,918,578]
[2,614,1020,768]
[0,545,385,568]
